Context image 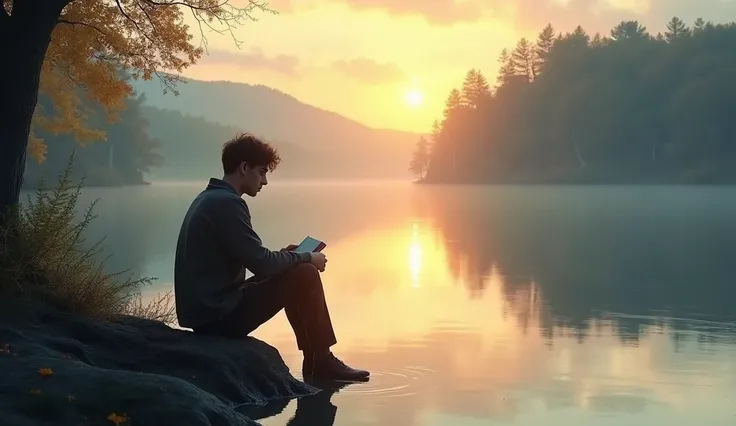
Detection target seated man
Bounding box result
[174,133,369,381]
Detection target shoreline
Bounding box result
[20,180,151,190]
[414,179,736,186]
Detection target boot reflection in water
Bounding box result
[287,379,353,426]
[238,379,358,425]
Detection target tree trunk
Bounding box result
[0,2,66,219]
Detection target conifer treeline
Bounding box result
[410,17,736,184]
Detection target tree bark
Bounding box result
[0,1,67,218]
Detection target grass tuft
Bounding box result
[0,153,175,323]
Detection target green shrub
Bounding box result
[0,155,174,323]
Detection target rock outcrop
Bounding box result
[0,310,316,426]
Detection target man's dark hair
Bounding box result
[221,133,281,174]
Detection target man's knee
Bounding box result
[279,263,323,295]
[292,262,320,281]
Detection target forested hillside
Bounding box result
[24,94,162,187]
[142,107,334,180]
[134,77,417,179]
[412,17,736,185]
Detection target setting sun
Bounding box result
[405,89,424,107]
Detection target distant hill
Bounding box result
[134,77,419,180]
[143,106,330,181]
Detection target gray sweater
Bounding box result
[173,178,311,328]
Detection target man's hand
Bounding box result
[280,244,299,252]
[310,252,327,272]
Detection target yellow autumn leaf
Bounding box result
[107,412,128,425]
[28,132,48,164]
[38,368,54,377]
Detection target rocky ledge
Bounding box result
[0,310,317,426]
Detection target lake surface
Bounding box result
[55,181,736,425]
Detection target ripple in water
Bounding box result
[333,366,435,398]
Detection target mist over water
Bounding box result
[45,181,736,425]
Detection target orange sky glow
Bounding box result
[178,0,736,133]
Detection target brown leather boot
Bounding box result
[303,352,370,381]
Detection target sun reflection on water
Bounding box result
[409,222,422,288]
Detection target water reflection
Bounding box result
[255,184,736,425]
[240,380,351,426]
[417,185,736,338]
[45,182,736,425]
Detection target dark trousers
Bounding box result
[194,263,338,353]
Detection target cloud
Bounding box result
[332,57,407,83]
[486,0,736,35]
[340,0,484,24]
[271,0,736,31]
[200,48,300,76]
[273,0,484,24]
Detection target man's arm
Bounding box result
[208,195,311,277]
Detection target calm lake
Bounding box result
[54,181,736,425]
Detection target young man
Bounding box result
[174,133,369,381]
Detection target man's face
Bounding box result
[239,162,269,197]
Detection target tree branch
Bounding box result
[91,47,181,96]
[139,0,275,53]
[47,0,273,107]
[57,19,107,35]
[142,0,235,11]
[135,1,157,36]
[115,0,157,45]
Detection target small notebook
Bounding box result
[295,236,327,253]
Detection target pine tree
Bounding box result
[461,69,491,108]
[535,24,556,73]
[610,21,649,40]
[496,48,517,87]
[431,120,442,145]
[665,17,690,42]
[591,33,606,47]
[443,88,463,119]
[693,18,706,34]
[409,136,431,180]
[570,25,591,47]
[512,38,537,82]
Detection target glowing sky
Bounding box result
[180,0,736,133]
